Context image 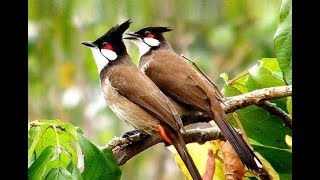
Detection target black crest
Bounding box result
[93,19,132,48]
[135,26,172,36]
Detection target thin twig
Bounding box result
[232,112,251,148]
[257,101,292,130]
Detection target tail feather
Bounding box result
[206,89,263,172]
[164,125,202,180]
[212,111,263,172]
[173,141,202,180]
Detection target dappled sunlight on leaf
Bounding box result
[285,135,292,149]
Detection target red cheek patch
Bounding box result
[146,34,155,38]
[103,44,113,50]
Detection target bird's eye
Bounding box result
[145,31,154,38]
[102,42,113,50]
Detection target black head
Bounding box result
[135,27,172,38]
[81,20,132,73]
[125,26,172,43]
[82,19,131,57]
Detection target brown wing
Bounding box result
[145,52,211,113]
[180,55,224,101]
[108,64,182,131]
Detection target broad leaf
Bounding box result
[67,161,83,180]
[254,152,279,180]
[44,168,73,180]
[251,141,292,179]
[274,0,292,84]
[220,58,292,178]
[28,124,50,160]
[28,146,61,180]
[78,134,122,179]
[29,120,79,169]
[28,120,122,179]
[247,58,285,91]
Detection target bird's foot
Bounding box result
[121,129,148,145]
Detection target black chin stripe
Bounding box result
[99,49,110,61]
[142,39,153,48]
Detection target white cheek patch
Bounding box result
[101,49,117,61]
[90,48,109,73]
[143,37,160,47]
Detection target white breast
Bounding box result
[90,48,109,73]
[100,77,159,134]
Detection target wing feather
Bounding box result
[109,65,182,131]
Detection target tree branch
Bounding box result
[223,85,292,113]
[181,85,292,126]
[104,85,292,166]
[257,101,292,129]
[105,127,231,165]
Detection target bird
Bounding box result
[125,26,263,172]
[81,20,202,180]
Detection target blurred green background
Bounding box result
[28,0,281,179]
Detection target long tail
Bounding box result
[161,125,202,180]
[209,98,263,172]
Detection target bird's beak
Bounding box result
[81,41,97,48]
[124,32,139,40]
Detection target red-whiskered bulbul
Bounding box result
[125,27,263,172]
[81,20,202,180]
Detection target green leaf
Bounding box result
[29,120,79,168]
[231,106,291,148]
[274,0,292,84]
[219,72,228,83]
[78,134,122,180]
[28,146,61,180]
[247,58,285,91]
[221,59,292,177]
[39,119,64,125]
[29,119,121,179]
[220,70,248,96]
[252,144,292,179]
[102,147,121,169]
[228,106,292,177]
[44,168,73,180]
[28,124,50,160]
[34,125,78,169]
[28,120,81,178]
[221,84,243,97]
[28,151,37,168]
[67,162,83,180]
